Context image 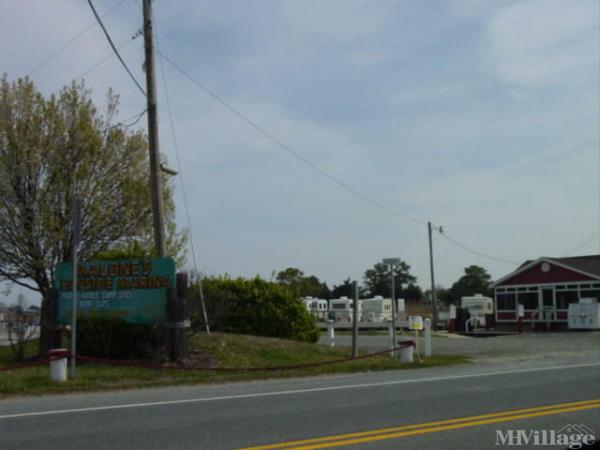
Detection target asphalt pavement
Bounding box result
[0,354,599,449]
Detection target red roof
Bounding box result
[494,255,600,287]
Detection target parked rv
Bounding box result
[461,294,494,330]
[302,297,329,320]
[329,297,360,322]
[360,296,393,322]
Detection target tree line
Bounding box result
[273,263,493,304]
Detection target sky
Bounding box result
[0,0,599,304]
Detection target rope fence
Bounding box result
[0,341,415,374]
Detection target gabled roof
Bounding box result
[492,255,600,287]
[547,255,600,278]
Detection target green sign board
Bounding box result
[55,257,175,325]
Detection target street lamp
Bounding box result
[382,257,401,355]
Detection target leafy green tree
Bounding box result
[403,283,423,301]
[331,277,354,298]
[363,261,417,298]
[0,77,186,352]
[275,267,329,298]
[448,265,492,302]
[424,285,450,305]
[275,267,304,285]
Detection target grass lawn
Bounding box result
[0,333,469,397]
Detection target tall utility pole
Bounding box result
[382,258,401,355]
[352,281,359,359]
[428,222,438,331]
[143,0,166,257]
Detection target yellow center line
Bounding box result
[238,399,600,450]
[289,403,600,450]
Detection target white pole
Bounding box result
[328,321,335,347]
[424,318,432,357]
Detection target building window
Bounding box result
[496,293,516,310]
[579,290,600,301]
[556,291,578,309]
[518,292,539,309]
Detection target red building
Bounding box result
[493,255,600,326]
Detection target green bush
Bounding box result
[75,315,167,359]
[198,277,319,343]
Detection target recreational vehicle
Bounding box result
[302,297,328,320]
[329,297,360,322]
[359,296,393,322]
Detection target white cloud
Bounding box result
[485,0,598,86]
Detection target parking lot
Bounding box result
[319,330,600,364]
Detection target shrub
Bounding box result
[198,276,319,343]
[75,314,167,359]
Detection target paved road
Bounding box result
[1,355,599,449]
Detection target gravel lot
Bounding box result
[319,331,600,364]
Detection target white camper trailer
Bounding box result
[302,297,329,320]
[461,294,494,330]
[329,297,360,322]
[359,296,393,322]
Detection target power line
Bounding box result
[110,109,147,129]
[437,230,519,266]
[158,51,523,267]
[75,37,137,80]
[27,0,127,77]
[564,232,600,256]
[158,51,426,226]
[153,14,210,334]
[87,0,146,96]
